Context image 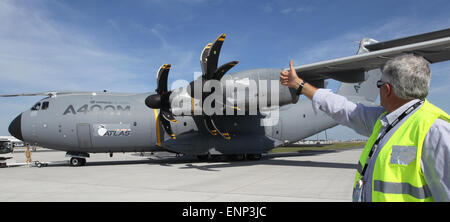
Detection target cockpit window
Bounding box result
[31,102,41,111]
[42,101,49,110]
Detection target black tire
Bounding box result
[210,155,227,162]
[70,157,83,167]
[196,155,209,161]
[246,153,262,161]
[227,154,245,161]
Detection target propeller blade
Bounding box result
[214,100,240,112]
[200,43,212,75]
[203,116,218,136]
[204,115,231,140]
[156,64,171,94]
[160,109,177,123]
[213,60,239,80]
[160,114,176,139]
[204,34,226,79]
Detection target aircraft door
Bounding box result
[262,109,282,140]
[76,123,92,149]
[272,120,282,139]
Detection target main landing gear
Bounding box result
[196,153,262,162]
[66,152,90,167]
[69,157,86,167]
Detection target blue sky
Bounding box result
[0,0,449,140]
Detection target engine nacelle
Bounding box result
[0,140,13,154]
[169,68,298,116]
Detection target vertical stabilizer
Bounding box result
[337,38,381,103]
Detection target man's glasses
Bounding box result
[376,80,389,88]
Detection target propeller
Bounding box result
[145,34,239,141]
[190,34,239,140]
[145,64,177,139]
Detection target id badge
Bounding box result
[352,180,364,202]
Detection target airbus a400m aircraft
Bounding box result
[2,28,450,166]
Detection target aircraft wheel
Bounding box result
[227,154,245,161]
[70,157,84,167]
[196,155,209,161]
[210,155,227,162]
[235,154,245,161]
[246,154,262,161]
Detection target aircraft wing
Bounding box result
[0,91,104,97]
[290,28,450,83]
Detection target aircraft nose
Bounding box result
[8,114,23,141]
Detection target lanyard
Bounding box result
[358,100,424,178]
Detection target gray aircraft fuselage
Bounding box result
[9,68,346,156]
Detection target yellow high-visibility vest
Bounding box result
[354,100,450,202]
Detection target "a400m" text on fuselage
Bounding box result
[63,104,131,115]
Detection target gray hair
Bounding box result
[381,54,431,100]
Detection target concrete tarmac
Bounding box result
[0,147,362,202]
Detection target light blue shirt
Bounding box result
[312,89,450,201]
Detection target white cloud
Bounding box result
[281,7,309,15]
[0,0,154,94]
[261,3,273,14]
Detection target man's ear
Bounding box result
[384,84,393,97]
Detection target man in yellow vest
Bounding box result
[280,54,450,202]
